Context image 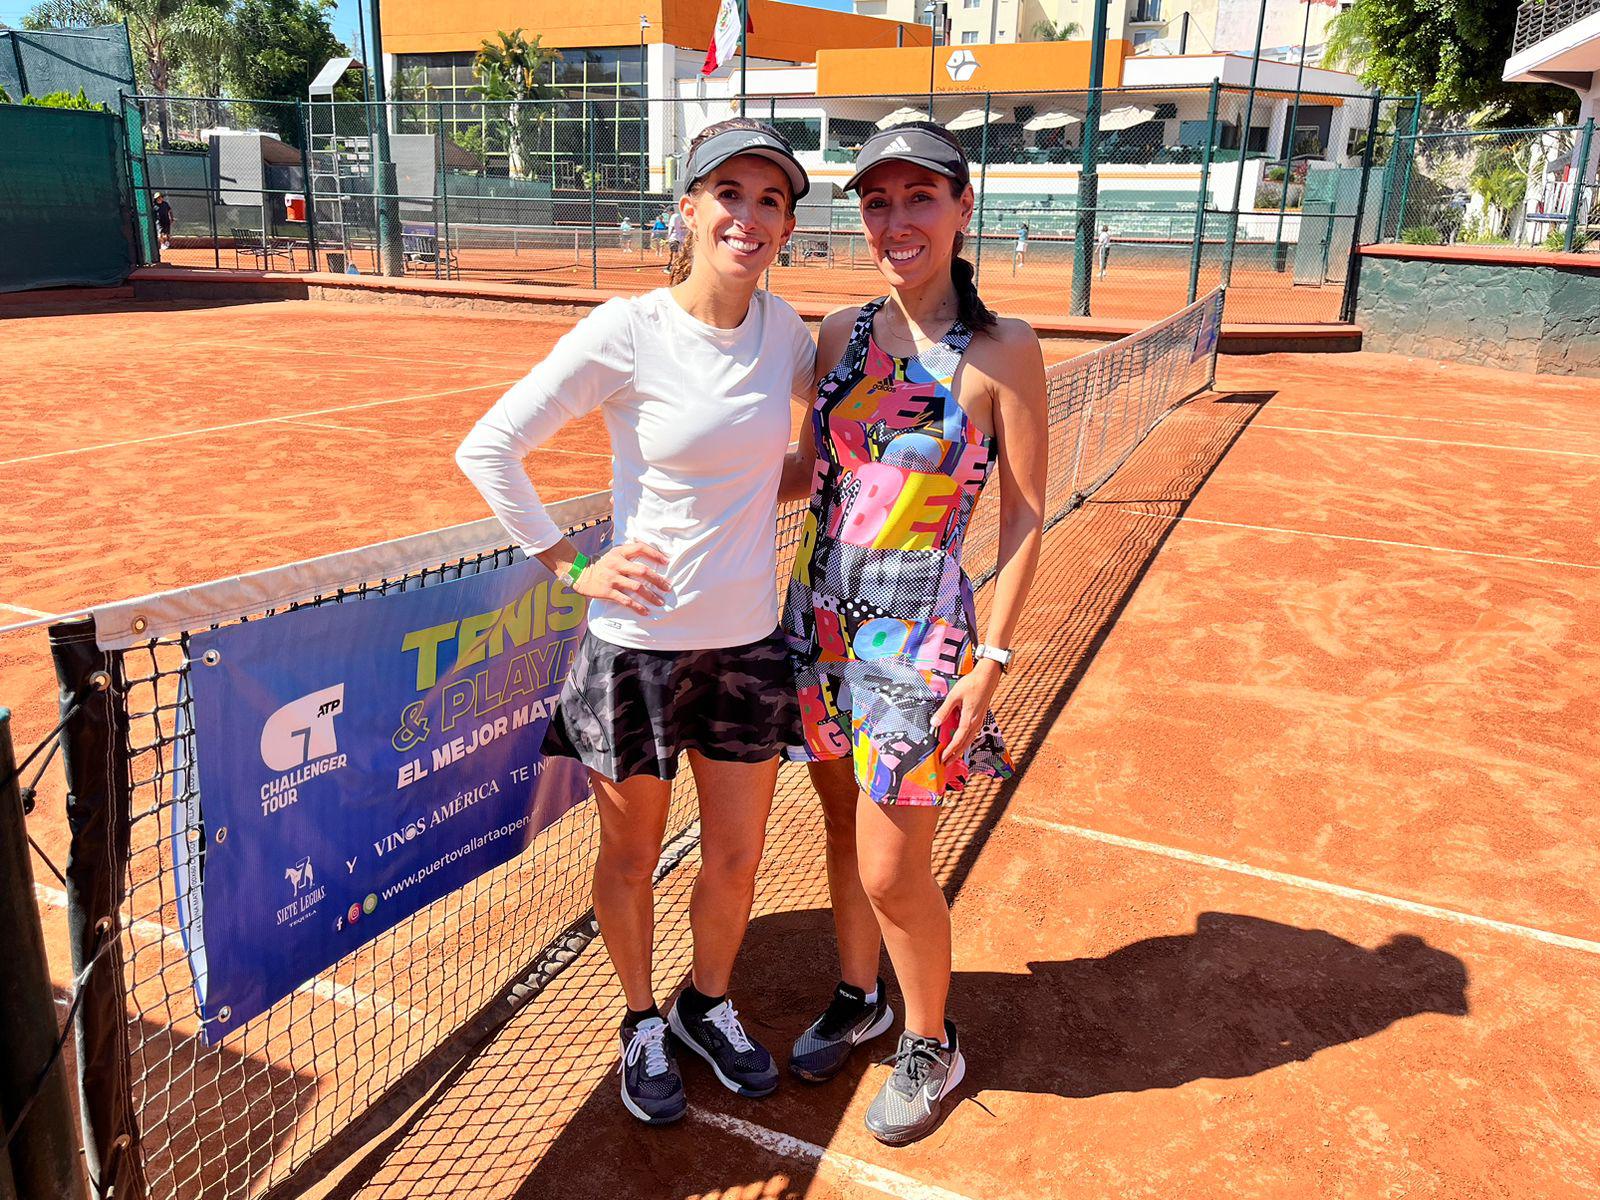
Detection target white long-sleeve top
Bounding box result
[456,288,816,651]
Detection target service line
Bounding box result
[1119,509,1600,573]
[693,1111,980,1200]
[1012,816,1600,956]
[0,380,519,468]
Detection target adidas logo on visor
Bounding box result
[882,135,913,154]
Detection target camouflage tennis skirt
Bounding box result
[543,627,803,783]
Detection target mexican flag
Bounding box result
[702,0,752,76]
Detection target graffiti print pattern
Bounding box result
[783,299,1012,805]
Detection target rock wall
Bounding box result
[1355,254,1600,377]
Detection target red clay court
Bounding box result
[3,289,1598,1199]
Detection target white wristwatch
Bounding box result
[975,644,1013,671]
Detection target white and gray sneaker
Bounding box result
[790,978,895,1083]
[864,1019,965,1146]
[618,1016,687,1125]
[667,996,780,1097]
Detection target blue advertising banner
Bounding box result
[179,525,608,1041]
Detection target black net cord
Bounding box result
[0,710,89,1200]
[47,618,147,1200]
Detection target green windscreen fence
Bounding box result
[0,24,136,110]
[0,104,138,293]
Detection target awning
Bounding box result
[1099,105,1158,131]
[876,105,929,129]
[1023,110,1081,132]
[946,106,1010,131]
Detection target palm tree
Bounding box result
[1030,18,1081,41]
[1469,146,1527,238]
[473,28,561,180]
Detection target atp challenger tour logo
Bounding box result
[259,685,348,817]
[390,576,586,791]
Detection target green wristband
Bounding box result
[566,551,590,584]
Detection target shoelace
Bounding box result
[704,1002,755,1053]
[625,1021,671,1078]
[880,1036,942,1095]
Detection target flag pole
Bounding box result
[738,0,748,116]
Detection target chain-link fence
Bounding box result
[1373,118,1598,254]
[117,84,1415,323]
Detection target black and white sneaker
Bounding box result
[864,1019,965,1146]
[790,978,895,1083]
[667,996,779,1097]
[618,1016,686,1125]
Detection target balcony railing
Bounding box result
[1512,0,1600,57]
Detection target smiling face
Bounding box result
[856,161,974,291]
[680,154,796,284]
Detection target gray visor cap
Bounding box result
[685,126,810,201]
[844,125,971,193]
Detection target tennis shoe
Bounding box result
[618,1017,686,1125]
[864,1019,965,1146]
[790,978,894,1082]
[667,996,779,1097]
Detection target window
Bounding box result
[1132,29,1160,46]
[1130,0,1162,22]
[772,117,822,152]
[960,30,978,42]
[963,0,980,8]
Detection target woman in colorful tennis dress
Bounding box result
[781,123,1047,1146]
[457,120,818,1127]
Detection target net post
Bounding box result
[0,710,89,1200]
[45,619,147,1200]
[1341,89,1384,323]
[588,98,600,290]
[1188,78,1220,304]
[973,91,992,286]
[297,100,321,272]
[1564,117,1594,253]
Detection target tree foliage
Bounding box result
[1029,19,1081,41]
[1325,0,1576,127]
[473,29,561,180]
[227,0,344,109]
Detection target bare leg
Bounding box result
[810,758,884,991]
[855,798,948,1040]
[591,770,672,1012]
[686,751,778,997]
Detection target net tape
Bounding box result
[66,289,1222,1200]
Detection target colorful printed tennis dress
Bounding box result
[784,299,1013,805]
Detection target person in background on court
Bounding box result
[652,210,668,257]
[1011,219,1028,274]
[1097,223,1112,280]
[457,119,818,1128]
[153,192,174,253]
[619,214,634,253]
[780,122,1046,1146]
[664,206,688,275]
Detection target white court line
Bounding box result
[1250,424,1600,460]
[1011,817,1600,956]
[1,600,57,619]
[1265,406,1599,439]
[188,337,533,371]
[1119,509,1600,573]
[275,417,610,459]
[33,884,424,1024]
[693,1112,979,1200]
[0,380,518,468]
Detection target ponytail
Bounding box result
[950,231,996,334]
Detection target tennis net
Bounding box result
[45,289,1222,1200]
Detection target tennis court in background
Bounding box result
[3,291,1598,1199]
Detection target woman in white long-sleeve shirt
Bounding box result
[456,120,817,1126]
